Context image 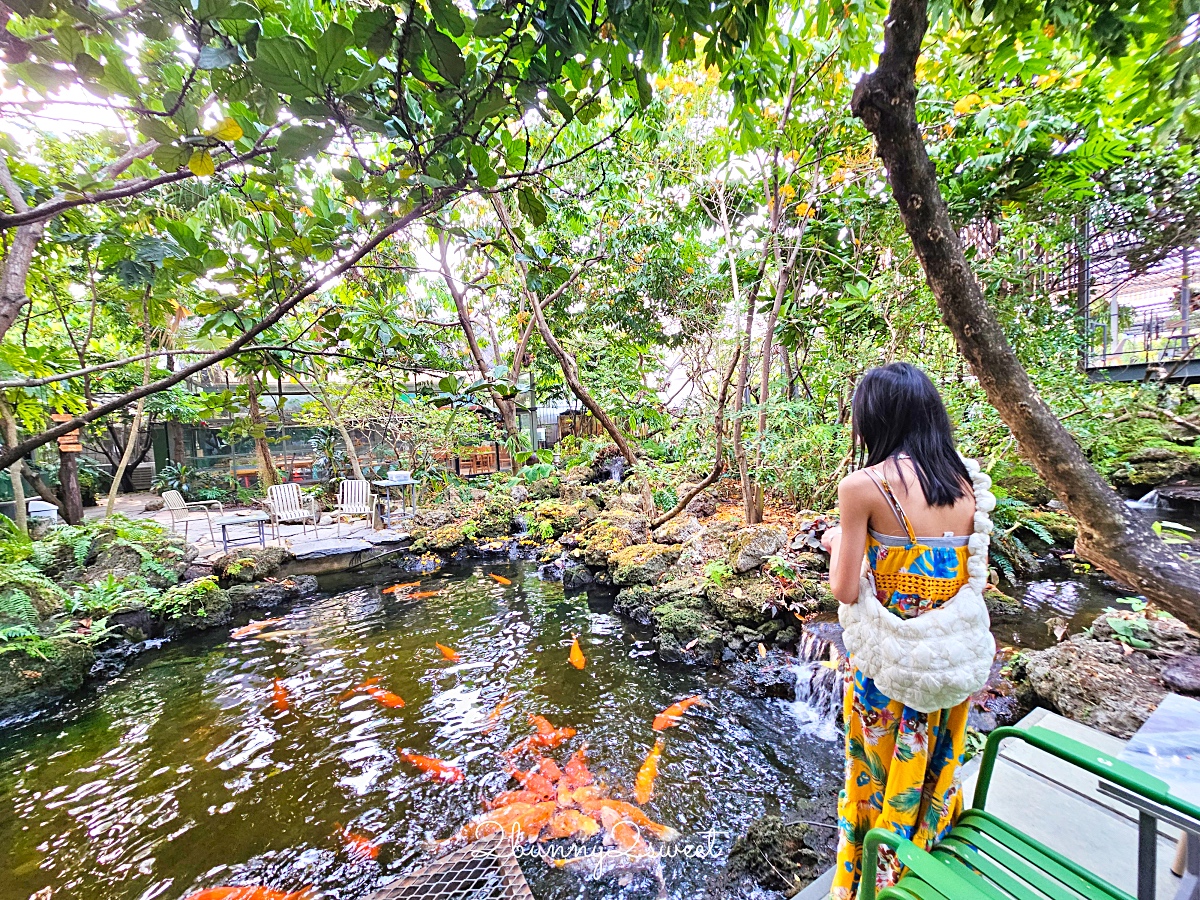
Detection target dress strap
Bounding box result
[866,470,917,543]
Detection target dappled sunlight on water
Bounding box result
[0,563,836,900]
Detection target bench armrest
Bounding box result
[861,829,992,900]
[975,725,1200,822]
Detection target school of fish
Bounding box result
[196,573,706,898]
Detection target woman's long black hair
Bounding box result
[851,362,970,507]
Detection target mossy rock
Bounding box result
[574,511,648,566]
[212,546,292,583]
[413,523,470,552]
[1111,446,1200,490]
[87,530,195,589]
[984,585,1023,620]
[0,637,95,715]
[996,471,1054,506]
[614,575,709,625]
[784,575,837,614]
[528,478,561,501]
[729,524,789,574]
[156,576,233,633]
[611,542,682,585]
[707,576,780,626]
[651,514,702,545]
[475,497,517,538]
[532,499,584,538]
[726,816,820,893]
[1025,509,1077,545]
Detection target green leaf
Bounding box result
[517,188,547,226]
[198,45,240,69]
[353,8,396,58]
[315,23,354,83]
[53,24,84,63]
[469,144,497,188]
[472,13,508,37]
[429,0,465,37]
[250,36,319,98]
[426,29,465,85]
[274,123,334,160]
[152,143,190,171]
[137,117,178,143]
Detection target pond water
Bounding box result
[0,562,838,900]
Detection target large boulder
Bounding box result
[1111,446,1200,491]
[707,575,780,625]
[413,522,470,552]
[211,546,292,583]
[679,483,717,518]
[1022,636,1166,738]
[725,816,822,895]
[677,520,739,567]
[615,576,725,664]
[728,524,788,574]
[531,499,587,539]
[1163,655,1200,695]
[651,514,703,545]
[570,511,649,567]
[611,543,682,586]
[87,529,197,589]
[1025,510,1077,545]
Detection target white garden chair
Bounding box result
[333,479,374,536]
[262,483,321,538]
[161,489,222,542]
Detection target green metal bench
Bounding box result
[860,725,1200,900]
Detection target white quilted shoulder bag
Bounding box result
[838,455,996,713]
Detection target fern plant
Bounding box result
[989,496,1057,583]
[0,563,65,623]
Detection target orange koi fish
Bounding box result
[506,763,557,800]
[400,751,464,783]
[336,677,381,702]
[231,618,284,639]
[435,642,460,662]
[488,573,512,586]
[578,799,681,842]
[486,789,544,810]
[409,590,441,599]
[536,756,563,784]
[562,746,594,789]
[635,738,664,804]
[568,637,586,670]
[381,581,421,595]
[365,685,405,708]
[488,692,513,722]
[544,808,601,840]
[338,825,380,861]
[272,678,290,713]
[447,801,556,845]
[184,888,314,900]
[652,695,705,731]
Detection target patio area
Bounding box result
[84,492,414,563]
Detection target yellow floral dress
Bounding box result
[831,472,972,899]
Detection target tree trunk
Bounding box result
[0,400,26,534]
[104,396,144,517]
[0,155,45,346]
[166,419,186,463]
[58,453,83,525]
[21,460,64,515]
[436,235,521,440]
[246,375,279,489]
[852,0,1200,630]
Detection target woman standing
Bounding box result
[821,362,994,898]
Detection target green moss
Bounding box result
[1025,510,1077,544]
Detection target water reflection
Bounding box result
[0,563,836,900]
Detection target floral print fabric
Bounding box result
[830,534,971,899]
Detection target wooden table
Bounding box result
[1097,693,1200,900]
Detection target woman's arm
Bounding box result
[823,474,871,604]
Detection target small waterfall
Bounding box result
[789,622,844,741]
[1126,489,1161,510]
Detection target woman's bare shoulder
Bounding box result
[837,469,877,499]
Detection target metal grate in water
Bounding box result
[368,837,535,900]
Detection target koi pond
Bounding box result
[0,562,842,900]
